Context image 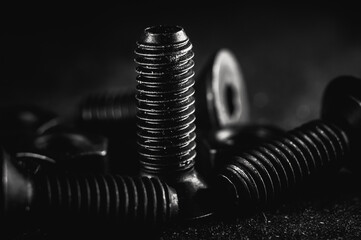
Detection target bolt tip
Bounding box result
[140,25,188,45]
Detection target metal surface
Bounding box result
[134,25,213,220]
[214,76,360,216]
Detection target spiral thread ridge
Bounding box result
[217,120,349,209]
[79,91,137,123]
[134,26,197,174]
[34,175,178,227]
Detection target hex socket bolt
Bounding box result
[0,148,179,230]
[78,48,249,131]
[214,76,360,215]
[134,25,213,220]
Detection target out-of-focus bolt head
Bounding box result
[1,148,33,219]
[321,75,361,170]
[195,48,250,130]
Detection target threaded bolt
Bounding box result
[134,25,213,220]
[1,149,178,231]
[34,174,178,228]
[135,25,196,175]
[79,90,137,130]
[215,76,361,214]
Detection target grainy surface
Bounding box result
[2,3,361,239]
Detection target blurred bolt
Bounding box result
[214,76,361,216]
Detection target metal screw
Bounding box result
[214,76,360,215]
[78,89,137,133]
[1,147,179,234]
[134,25,214,220]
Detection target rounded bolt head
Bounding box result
[195,48,249,130]
[321,75,361,136]
[0,148,33,218]
[321,75,361,170]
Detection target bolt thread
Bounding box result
[79,91,137,124]
[134,26,197,174]
[33,175,178,227]
[217,120,349,210]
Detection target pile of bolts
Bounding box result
[1,25,361,239]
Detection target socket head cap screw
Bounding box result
[0,148,33,219]
[195,48,249,130]
[321,75,361,169]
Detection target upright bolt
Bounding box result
[134,25,213,220]
[214,76,360,215]
[0,147,179,236]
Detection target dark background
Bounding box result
[2,3,361,239]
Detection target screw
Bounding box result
[214,76,360,215]
[1,147,179,235]
[78,89,138,134]
[134,25,214,220]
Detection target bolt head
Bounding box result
[195,48,250,130]
[321,76,361,169]
[139,25,188,45]
[0,148,33,219]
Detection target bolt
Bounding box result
[214,76,360,216]
[1,147,179,236]
[134,25,214,220]
[78,89,138,134]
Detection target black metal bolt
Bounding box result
[214,76,361,215]
[134,25,214,220]
[1,147,179,234]
[78,89,137,133]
